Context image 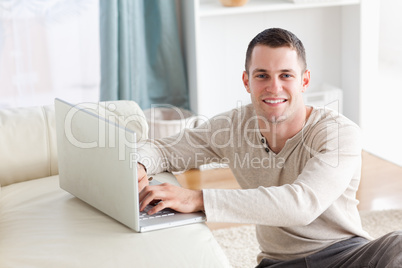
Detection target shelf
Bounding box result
[182,0,365,122]
[199,0,360,17]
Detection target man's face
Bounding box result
[243,45,310,124]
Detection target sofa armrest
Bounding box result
[0,105,58,187]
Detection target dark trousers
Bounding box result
[257,231,402,268]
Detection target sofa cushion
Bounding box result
[0,176,230,267]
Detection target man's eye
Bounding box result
[256,74,267,78]
[282,74,292,78]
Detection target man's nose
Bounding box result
[266,77,281,94]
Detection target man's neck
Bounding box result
[259,106,312,154]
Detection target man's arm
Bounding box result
[203,121,363,226]
[135,116,228,214]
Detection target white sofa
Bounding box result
[0,102,230,268]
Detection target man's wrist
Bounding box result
[195,190,205,212]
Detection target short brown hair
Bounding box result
[245,28,307,73]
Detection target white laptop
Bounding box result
[54,98,206,232]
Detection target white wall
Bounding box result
[361,0,402,166]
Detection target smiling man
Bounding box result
[243,40,311,154]
[137,28,402,267]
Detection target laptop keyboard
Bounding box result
[139,205,176,221]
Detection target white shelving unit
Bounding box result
[199,0,360,17]
[180,0,376,124]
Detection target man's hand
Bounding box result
[137,163,149,193]
[139,183,204,215]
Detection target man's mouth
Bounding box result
[263,99,287,104]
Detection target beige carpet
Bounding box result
[212,210,402,268]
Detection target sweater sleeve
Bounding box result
[203,121,362,226]
[135,114,232,175]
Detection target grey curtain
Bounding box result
[99,0,189,110]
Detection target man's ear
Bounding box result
[243,71,251,93]
[301,69,311,93]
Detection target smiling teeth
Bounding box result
[264,99,285,104]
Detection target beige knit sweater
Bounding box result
[137,104,371,262]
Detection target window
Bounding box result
[0,0,100,108]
